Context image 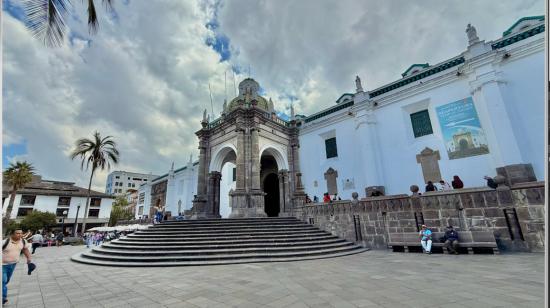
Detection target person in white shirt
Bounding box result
[439,180,452,191]
[30,232,44,254]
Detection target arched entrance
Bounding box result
[263,173,280,217]
[260,153,282,217]
[207,145,238,218]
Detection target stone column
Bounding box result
[207,171,222,218]
[191,136,209,219]
[355,109,384,194]
[278,170,289,215]
[235,128,246,191]
[470,71,522,167]
[251,128,261,191]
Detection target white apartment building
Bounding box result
[105,171,159,196]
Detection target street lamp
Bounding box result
[73,204,81,236]
[61,210,68,235]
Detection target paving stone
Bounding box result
[3,246,545,308]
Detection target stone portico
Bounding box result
[191,78,305,218]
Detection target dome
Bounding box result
[226,78,272,112]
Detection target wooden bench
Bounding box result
[388,231,499,254]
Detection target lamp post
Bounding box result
[73,204,81,236]
[61,210,68,235]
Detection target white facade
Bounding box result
[135,160,202,219]
[105,171,159,196]
[298,17,545,199]
[137,17,545,214]
[2,176,115,227]
[2,194,114,220]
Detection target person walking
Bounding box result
[451,175,464,189]
[441,226,460,254]
[30,231,44,254]
[55,232,64,247]
[419,225,432,254]
[2,229,33,305]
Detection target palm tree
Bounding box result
[70,131,119,234]
[24,0,115,47]
[3,161,36,221]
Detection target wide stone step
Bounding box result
[119,233,331,243]
[92,241,353,256]
[127,229,325,238]
[71,248,369,267]
[157,217,299,225]
[101,239,347,251]
[75,245,365,263]
[137,226,317,234]
[106,236,342,247]
[147,223,311,231]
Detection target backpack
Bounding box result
[2,238,27,251]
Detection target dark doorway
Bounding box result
[264,173,280,217]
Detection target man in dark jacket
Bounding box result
[442,226,459,254]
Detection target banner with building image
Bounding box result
[436,97,489,160]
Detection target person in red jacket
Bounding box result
[451,175,464,189]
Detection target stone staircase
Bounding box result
[71,217,367,266]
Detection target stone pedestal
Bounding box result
[190,198,216,219]
[229,190,267,218]
[496,164,537,186]
[365,186,385,197]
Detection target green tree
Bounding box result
[20,210,57,233]
[108,196,133,226]
[3,220,22,236]
[24,0,115,47]
[70,131,119,235]
[3,161,35,224]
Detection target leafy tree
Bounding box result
[20,210,57,233]
[3,161,35,224]
[24,0,115,47]
[3,220,22,236]
[70,131,119,235]
[108,196,133,226]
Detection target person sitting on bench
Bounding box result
[441,225,459,254]
[419,225,432,254]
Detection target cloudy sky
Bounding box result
[2,0,544,192]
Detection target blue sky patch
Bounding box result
[2,141,28,169]
[3,0,26,22]
[206,33,231,62]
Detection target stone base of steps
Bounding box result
[103,239,345,250]
[71,247,369,267]
[71,217,367,267]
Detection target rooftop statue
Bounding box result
[466,23,479,45]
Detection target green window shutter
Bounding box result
[410,110,433,138]
[325,137,338,159]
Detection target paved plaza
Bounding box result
[4,246,545,308]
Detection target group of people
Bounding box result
[322,192,341,203]
[419,224,460,255]
[424,174,499,193]
[424,175,464,192]
[83,231,128,248]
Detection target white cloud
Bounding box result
[2,0,544,192]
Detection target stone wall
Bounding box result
[297,182,545,252]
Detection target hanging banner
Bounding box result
[436,97,489,160]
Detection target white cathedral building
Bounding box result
[135,16,545,219]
